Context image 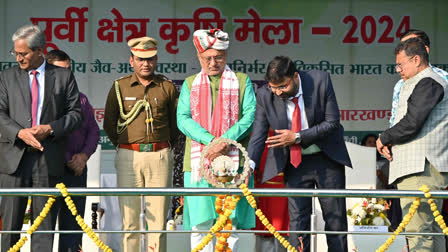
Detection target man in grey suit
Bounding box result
[0,24,82,251]
[377,38,448,252]
[248,56,351,252]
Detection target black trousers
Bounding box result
[50,165,87,252]
[255,235,287,252]
[285,153,348,252]
[0,151,59,252]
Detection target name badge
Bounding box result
[125,97,137,101]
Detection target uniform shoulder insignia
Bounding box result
[157,74,173,83]
[114,74,132,82]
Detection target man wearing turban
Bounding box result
[177,28,256,251]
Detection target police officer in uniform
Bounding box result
[103,36,179,252]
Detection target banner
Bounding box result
[1,0,447,149]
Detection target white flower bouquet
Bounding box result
[347,198,391,226]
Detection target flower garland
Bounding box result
[376,184,448,252]
[192,195,240,252]
[7,197,56,252]
[55,183,112,252]
[8,183,112,252]
[214,195,235,252]
[240,184,300,252]
[192,184,300,252]
[199,138,252,188]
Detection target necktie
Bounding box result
[290,97,302,168]
[31,70,39,126]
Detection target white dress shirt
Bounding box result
[286,74,309,130]
[28,59,46,125]
[286,74,321,155]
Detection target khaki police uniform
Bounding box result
[103,36,179,252]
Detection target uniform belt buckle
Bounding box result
[139,144,153,152]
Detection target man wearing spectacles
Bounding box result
[177,28,256,252]
[0,24,82,251]
[389,29,448,127]
[377,38,448,252]
[247,56,352,252]
[10,50,32,59]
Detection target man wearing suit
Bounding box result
[248,56,351,252]
[0,24,82,251]
[377,38,448,252]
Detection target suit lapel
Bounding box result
[41,65,55,118]
[300,73,314,126]
[303,93,313,126]
[273,94,288,129]
[17,69,32,113]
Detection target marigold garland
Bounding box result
[240,184,299,252]
[214,196,234,252]
[376,184,448,252]
[192,195,240,252]
[8,183,112,252]
[191,185,300,252]
[7,196,56,252]
[56,183,112,252]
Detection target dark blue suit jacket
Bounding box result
[248,70,352,183]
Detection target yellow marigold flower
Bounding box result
[419,185,429,193]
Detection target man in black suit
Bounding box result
[248,56,351,252]
[0,24,82,251]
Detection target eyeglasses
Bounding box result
[9,50,32,59]
[268,78,292,91]
[395,56,415,71]
[199,55,226,64]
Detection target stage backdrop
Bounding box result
[1,0,447,146]
[1,0,446,244]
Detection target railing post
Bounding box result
[310,196,317,252]
[140,195,147,252]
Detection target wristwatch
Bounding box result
[294,132,301,144]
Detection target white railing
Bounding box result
[2,188,448,252]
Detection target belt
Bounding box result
[119,142,169,152]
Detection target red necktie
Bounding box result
[290,97,302,168]
[31,70,39,126]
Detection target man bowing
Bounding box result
[248,56,351,252]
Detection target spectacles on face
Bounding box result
[395,56,415,71]
[268,78,292,91]
[199,55,226,64]
[10,49,32,59]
